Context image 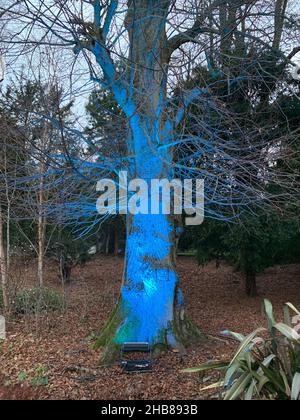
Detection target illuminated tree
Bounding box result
[1,0,300,360]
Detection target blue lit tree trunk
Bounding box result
[97,212,199,362]
[118,213,181,342]
[94,1,201,361]
[96,132,200,362]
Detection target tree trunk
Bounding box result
[37,168,45,287]
[114,220,120,257]
[59,254,72,285]
[245,271,257,297]
[6,203,10,274]
[93,1,203,362]
[273,0,288,50]
[37,211,45,287]
[105,228,110,256]
[0,205,9,314]
[96,145,201,363]
[96,212,201,363]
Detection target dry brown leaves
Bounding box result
[0,256,300,400]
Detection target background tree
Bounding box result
[85,86,127,256]
[0,108,26,313]
[1,75,76,286]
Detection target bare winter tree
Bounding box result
[1,0,300,360]
[0,110,27,314]
[0,46,76,287]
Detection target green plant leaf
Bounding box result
[244,379,257,400]
[200,381,224,391]
[221,330,245,342]
[262,354,276,367]
[224,362,242,387]
[256,354,276,378]
[229,328,266,367]
[183,301,300,400]
[279,369,291,397]
[291,373,300,400]
[224,372,252,400]
[285,303,300,317]
[182,360,229,373]
[283,305,292,327]
[264,299,276,332]
[275,323,300,342]
[283,303,300,330]
[17,371,27,382]
[31,376,49,386]
[257,375,270,393]
[258,363,286,394]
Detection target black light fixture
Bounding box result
[121,342,152,373]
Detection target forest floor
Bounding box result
[1,256,300,400]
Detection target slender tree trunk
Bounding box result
[6,202,10,273]
[37,215,45,287]
[37,169,45,287]
[245,271,257,297]
[59,254,72,285]
[105,227,110,256]
[273,0,288,50]
[114,220,120,257]
[0,205,9,314]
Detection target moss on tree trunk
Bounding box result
[95,286,203,365]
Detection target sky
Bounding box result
[0,0,300,127]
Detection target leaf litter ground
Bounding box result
[1,256,299,400]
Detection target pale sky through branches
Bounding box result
[1,0,299,126]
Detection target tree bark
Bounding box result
[105,227,110,256]
[96,143,202,362]
[96,211,201,363]
[0,205,9,314]
[59,254,72,285]
[273,0,288,51]
[245,271,257,297]
[114,220,120,257]
[37,164,46,287]
[6,203,10,274]
[93,0,203,362]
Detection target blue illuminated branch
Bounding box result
[102,0,118,41]
[175,88,209,127]
[91,39,135,118]
[94,0,102,28]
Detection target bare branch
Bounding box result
[167,0,256,55]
